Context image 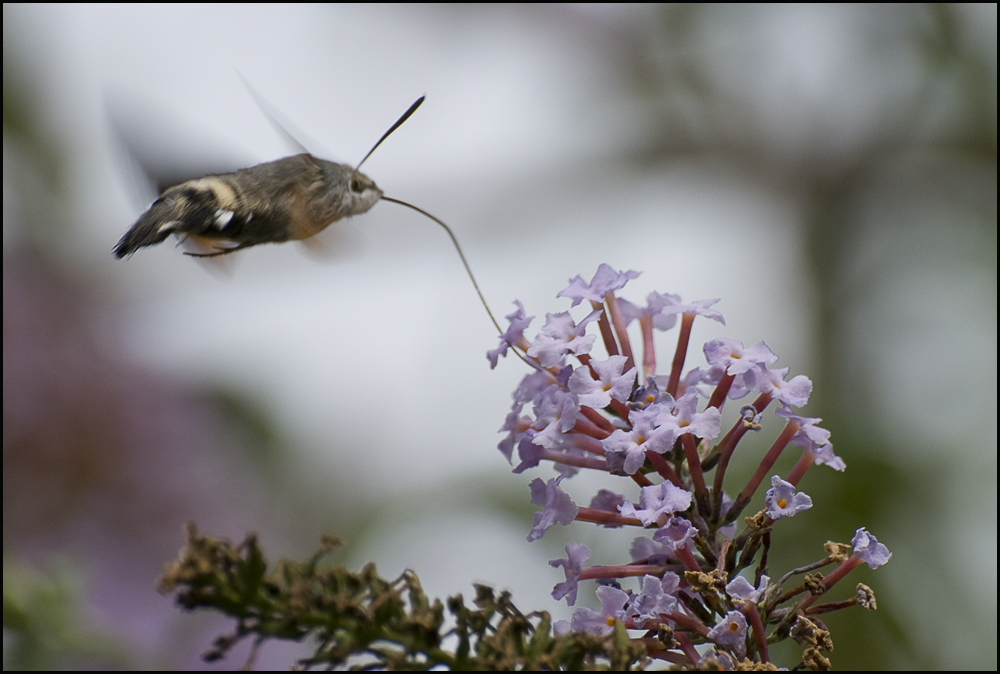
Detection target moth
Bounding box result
[113,95,423,259]
[113,88,508,343]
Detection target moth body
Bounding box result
[113,153,382,258]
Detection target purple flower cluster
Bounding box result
[489,264,891,668]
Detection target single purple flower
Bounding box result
[568,356,636,409]
[740,404,763,426]
[776,406,845,471]
[487,300,534,369]
[775,407,829,448]
[629,378,671,411]
[531,385,581,449]
[747,365,812,407]
[550,543,591,605]
[707,610,748,656]
[811,443,845,471]
[619,482,693,526]
[726,574,769,605]
[527,310,601,367]
[656,392,722,443]
[527,476,578,541]
[652,516,697,555]
[602,405,675,475]
[703,338,778,375]
[569,585,631,635]
[662,297,726,325]
[556,264,641,307]
[630,574,680,625]
[852,527,892,569]
[617,290,682,330]
[764,475,813,519]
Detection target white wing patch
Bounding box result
[214,209,235,229]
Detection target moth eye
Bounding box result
[350,178,365,193]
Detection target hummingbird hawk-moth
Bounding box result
[113,95,423,259]
[112,89,509,342]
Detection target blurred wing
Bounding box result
[104,92,256,205]
[296,221,366,262]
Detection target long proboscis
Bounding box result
[356,97,426,171]
[381,196,501,334]
[381,196,535,368]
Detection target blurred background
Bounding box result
[3,5,995,670]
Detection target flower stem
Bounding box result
[666,313,696,398]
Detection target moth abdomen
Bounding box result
[116,176,248,258]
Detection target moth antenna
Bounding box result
[237,72,328,157]
[381,196,534,368]
[356,96,425,171]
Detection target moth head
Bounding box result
[346,170,383,214]
[316,159,383,217]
